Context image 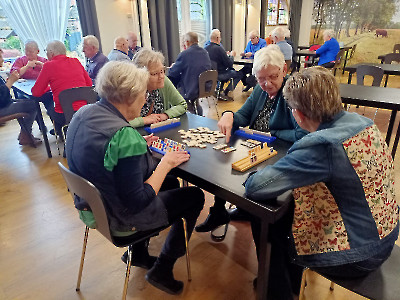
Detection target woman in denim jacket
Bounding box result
[246,66,399,300]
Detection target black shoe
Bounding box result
[228,207,252,221]
[224,88,230,96]
[49,129,55,136]
[195,206,230,232]
[146,263,184,295]
[121,250,157,270]
[242,85,252,92]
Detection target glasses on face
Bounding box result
[149,67,166,77]
[256,73,280,85]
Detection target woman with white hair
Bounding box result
[130,48,187,127]
[315,29,340,67]
[195,45,307,235]
[66,61,204,295]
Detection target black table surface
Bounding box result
[344,63,400,75]
[233,56,254,65]
[295,49,318,56]
[139,113,292,221]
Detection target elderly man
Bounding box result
[240,30,267,92]
[127,31,141,59]
[168,32,211,115]
[205,29,242,100]
[83,35,108,85]
[271,27,293,66]
[32,40,92,137]
[195,45,307,237]
[108,37,131,61]
[11,40,47,79]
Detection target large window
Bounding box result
[266,0,288,26]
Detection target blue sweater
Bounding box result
[316,38,340,65]
[244,38,267,58]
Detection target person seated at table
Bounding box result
[245,66,399,300]
[107,36,131,62]
[204,29,236,56]
[168,31,211,115]
[205,29,242,100]
[315,29,340,68]
[0,49,40,146]
[32,40,92,138]
[195,45,307,234]
[271,27,293,67]
[240,30,267,92]
[66,61,205,295]
[127,31,141,59]
[82,35,108,85]
[130,48,187,127]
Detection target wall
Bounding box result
[298,0,313,46]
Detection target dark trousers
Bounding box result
[218,69,243,91]
[240,65,257,88]
[0,99,37,133]
[47,110,66,137]
[250,201,303,300]
[159,176,205,259]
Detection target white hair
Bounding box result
[132,47,164,68]
[252,44,285,75]
[249,30,259,38]
[271,27,285,40]
[184,32,198,44]
[284,28,291,38]
[95,61,149,105]
[323,29,335,39]
[83,35,99,50]
[46,40,66,56]
[210,29,221,40]
[25,40,39,51]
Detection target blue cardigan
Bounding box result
[316,38,340,65]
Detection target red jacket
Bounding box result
[32,55,92,113]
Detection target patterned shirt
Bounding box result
[251,96,275,132]
[140,89,164,116]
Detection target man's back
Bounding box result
[205,42,233,74]
[168,44,211,101]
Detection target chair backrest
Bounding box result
[349,44,357,59]
[356,65,384,87]
[59,86,98,125]
[198,70,218,98]
[393,44,400,53]
[384,53,400,64]
[57,162,114,243]
[333,49,346,69]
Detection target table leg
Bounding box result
[391,111,400,159]
[385,110,397,148]
[256,220,271,300]
[34,100,52,158]
[347,72,353,84]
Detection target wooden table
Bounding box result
[339,83,400,158]
[13,79,52,158]
[140,113,293,300]
[344,63,400,87]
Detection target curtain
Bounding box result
[211,0,233,50]
[205,0,212,42]
[147,0,180,66]
[76,0,102,51]
[0,0,69,55]
[289,0,303,51]
[180,0,191,35]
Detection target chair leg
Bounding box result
[76,226,89,291]
[299,268,309,300]
[373,108,379,122]
[122,245,133,300]
[181,217,192,281]
[52,121,61,156]
[330,281,335,291]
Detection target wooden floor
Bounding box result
[1,73,399,300]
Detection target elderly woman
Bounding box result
[246,67,398,299]
[195,45,307,234]
[0,49,40,146]
[130,48,187,127]
[315,29,340,67]
[66,61,204,295]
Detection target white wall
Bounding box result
[233,0,246,53]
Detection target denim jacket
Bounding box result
[245,111,399,267]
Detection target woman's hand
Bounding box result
[154,113,169,121]
[143,133,158,146]
[143,114,162,125]
[160,151,190,170]
[5,70,20,89]
[218,112,234,142]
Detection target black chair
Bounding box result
[210,60,234,101]
[383,53,400,87]
[57,162,192,300]
[393,44,400,53]
[329,49,346,76]
[58,86,98,156]
[191,70,218,117]
[299,245,400,300]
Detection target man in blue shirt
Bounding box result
[83,35,109,85]
[240,30,267,92]
[107,37,131,62]
[271,27,293,64]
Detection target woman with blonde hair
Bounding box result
[66,61,204,295]
[246,66,398,299]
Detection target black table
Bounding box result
[294,49,318,71]
[233,56,254,65]
[344,63,400,87]
[13,79,52,158]
[140,113,292,300]
[339,84,400,158]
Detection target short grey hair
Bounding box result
[284,28,291,38]
[252,44,285,75]
[184,32,198,44]
[249,30,259,38]
[83,35,99,50]
[132,47,165,68]
[25,40,39,51]
[323,29,335,39]
[210,29,220,40]
[46,40,66,56]
[271,27,285,40]
[95,61,149,105]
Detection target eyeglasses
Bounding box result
[150,67,166,77]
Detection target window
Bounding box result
[266,0,288,26]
